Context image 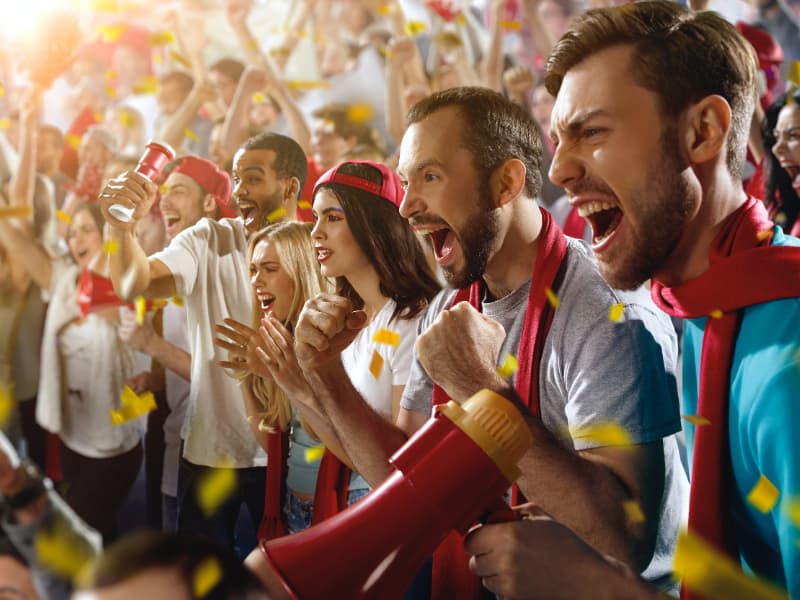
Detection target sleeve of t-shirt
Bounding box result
[388,314,422,387]
[150,219,210,298]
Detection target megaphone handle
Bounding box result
[479,497,519,525]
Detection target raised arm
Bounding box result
[159,78,218,155]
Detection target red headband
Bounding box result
[173,156,236,219]
[313,160,405,209]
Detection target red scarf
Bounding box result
[258,430,289,541]
[430,208,568,600]
[311,450,352,524]
[650,196,800,599]
[562,205,587,239]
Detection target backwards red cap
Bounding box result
[313,160,405,209]
[173,156,236,219]
[736,22,783,69]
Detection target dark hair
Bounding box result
[763,89,800,231]
[38,124,64,146]
[159,70,195,95]
[316,162,440,320]
[311,102,373,143]
[78,530,266,599]
[406,87,544,198]
[72,202,105,234]
[241,132,309,194]
[209,58,246,83]
[545,0,758,179]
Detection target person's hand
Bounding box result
[125,371,152,395]
[240,65,275,94]
[179,12,209,62]
[416,301,506,402]
[19,85,43,124]
[118,307,156,353]
[189,78,220,106]
[98,170,158,231]
[294,294,368,372]
[465,504,637,600]
[0,431,22,495]
[257,314,313,400]
[215,318,271,378]
[387,36,418,65]
[503,66,535,103]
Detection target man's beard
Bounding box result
[443,179,500,290]
[598,127,695,290]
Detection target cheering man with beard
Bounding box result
[249,87,688,597]
[98,133,306,553]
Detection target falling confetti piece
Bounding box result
[132,75,159,95]
[0,381,13,427]
[35,522,95,579]
[97,23,128,43]
[608,303,625,322]
[90,0,122,11]
[545,288,560,309]
[298,200,312,210]
[105,85,117,100]
[93,111,104,123]
[496,353,518,378]
[169,49,192,69]
[184,128,199,142]
[193,557,222,597]
[56,210,72,225]
[153,53,163,64]
[0,118,10,130]
[103,240,120,255]
[373,329,400,347]
[789,60,800,87]
[756,229,773,242]
[286,80,332,90]
[305,445,325,463]
[105,69,117,81]
[673,529,788,600]
[377,3,394,15]
[172,295,184,307]
[136,296,147,325]
[346,103,374,124]
[369,350,384,379]
[682,414,711,426]
[149,30,175,46]
[709,309,723,319]
[501,20,522,30]
[267,207,286,223]
[0,83,4,98]
[569,422,632,447]
[111,386,156,425]
[433,31,463,47]
[455,14,467,25]
[119,110,134,129]
[196,466,236,517]
[252,92,266,104]
[623,500,645,524]
[404,21,428,36]
[786,498,800,528]
[66,133,82,150]
[747,474,780,514]
[0,205,33,219]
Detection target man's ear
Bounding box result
[202,193,217,217]
[683,95,731,166]
[283,177,301,204]
[490,159,527,208]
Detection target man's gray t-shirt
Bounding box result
[401,238,688,588]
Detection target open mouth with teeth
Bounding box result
[257,294,275,312]
[578,201,623,246]
[163,213,181,235]
[426,227,457,264]
[238,203,259,229]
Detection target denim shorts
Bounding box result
[284,488,370,534]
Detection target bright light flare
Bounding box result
[0,0,68,41]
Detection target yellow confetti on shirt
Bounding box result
[172,295,184,307]
[97,23,128,42]
[298,200,312,210]
[252,92,266,104]
[0,205,33,219]
[111,386,156,425]
[544,288,560,309]
[682,414,711,426]
[496,353,518,378]
[103,240,119,255]
[569,422,632,447]
[373,329,400,347]
[56,210,72,225]
[196,467,236,517]
[369,350,384,379]
[193,557,222,597]
[709,309,723,319]
[184,128,199,142]
[169,49,192,69]
[673,529,788,600]
[404,21,428,37]
[747,474,780,514]
[305,445,325,463]
[136,296,147,325]
[501,20,522,30]
[132,75,159,95]
[623,500,645,524]
[608,302,625,322]
[0,381,13,427]
[267,206,286,223]
[0,118,10,130]
[149,30,175,46]
[346,103,374,124]
[66,133,82,150]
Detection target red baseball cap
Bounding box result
[173,156,235,219]
[313,160,405,209]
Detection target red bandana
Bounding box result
[258,429,289,541]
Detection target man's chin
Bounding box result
[598,259,650,292]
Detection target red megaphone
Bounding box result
[257,389,532,599]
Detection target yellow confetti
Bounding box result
[0,118,10,130]
[0,83,4,98]
[0,205,33,219]
[56,210,72,225]
[673,529,788,600]
[149,30,175,46]
[501,20,522,30]
[496,353,518,378]
[0,381,13,427]
[709,309,723,319]
[346,103,374,124]
[455,14,467,25]
[373,329,400,347]
[377,3,394,15]
[169,49,192,69]
[756,228,773,242]
[682,414,711,426]
[404,20,428,37]
[172,295,184,307]
[153,53,163,64]
[193,557,222,597]
[90,0,122,11]
[105,85,117,100]
[119,110,134,129]
[97,23,128,42]
[105,69,117,81]
[789,60,800,87]
[608,302,624,322]
[111,386,156,425]
[298,200,312,210]
[151,298,168,311]
[369,350,384,379]
[267,206,286,223]
[785,498,800,528]
[132,75,159,96]
[103,240,119,255]
[135,296,147,325]
[35,522,94,580]
[66,133,82,150]
[252,92,266,104]
[747,474,780,514]
[569,422,632,447]
[286,80,332,90]
[184,128,199,142]
[93,111,104,123]
[304,445,325,463]
[545,288,560,309]
[196,467,236,517]
[623,500,645,524]
[433,31,462,47]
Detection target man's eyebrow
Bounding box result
[242,166,266,174]
[553,109,611,139]
[399,158,444,179]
